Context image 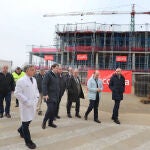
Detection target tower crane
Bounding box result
[43,4,150,69]
[43,4,150,32]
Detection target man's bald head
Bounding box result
[115,68,122,75]
[93,70,100,79]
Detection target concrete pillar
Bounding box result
[67,52,69,66]
[61,52,64,65]
[29,52,33,64]
[132,53,136,86]
[45,60,48,67]
[95,52,99,69]
[132,53,135,70]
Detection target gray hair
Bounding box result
[74,68,79,73]
[23,64,34,72]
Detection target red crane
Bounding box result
[43,4,150,32]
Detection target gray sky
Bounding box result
[0,0,149,68]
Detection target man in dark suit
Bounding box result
[42,64,60,129]
[109,68,125,124]
[56,65,66,119]
[0,65,15,118]
[67,68,84,118]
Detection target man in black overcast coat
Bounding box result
[0,65,15,118]
[56,65,66,119]
[67,68,84,118]
[42,64,60,129]
[109,68,125,124]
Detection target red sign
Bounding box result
[87,70,132,94]
[116,56,127,62]
[77,54,88,60]
[44,55,54,61]
[32,48,60,53]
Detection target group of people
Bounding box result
[0,64,125,149]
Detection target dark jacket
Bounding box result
[42,70,60,103]
[58,74,66,99]
[109,73,125,101]
[65,73,73,88]
[35,73,44,93]
[67,76,85,102]
[0,72,15,94]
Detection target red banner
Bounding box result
[32,48,60,53]
[44,55,54,61]
[87,70,132,94]
[116,56,127,62]
[77,54,88,60]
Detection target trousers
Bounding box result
[85,93,99,120]
[18,121,32,144]
[112,100,121,119]
[0,92,11,114]
[43,101,57,124]
[67,98,80,115]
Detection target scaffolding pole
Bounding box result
[144,30,149,70]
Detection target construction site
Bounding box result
[29,6,150,98]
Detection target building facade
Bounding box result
[29,22,150,97]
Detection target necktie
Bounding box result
[95,79,98,88]
[30,77,33,83]
[75,78,79,84]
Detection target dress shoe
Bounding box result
[67,114,72,118]
[94,119,101,123]
[56,115,60,119]
[41,122,46,129]
[26,141,36,149]
[0,113,3,118]
[84,115,88,120]
[5,113,11,118]
[75,114,81,118]
[18,129,24,138]
[114,119,120,124]
[48,123,57,128]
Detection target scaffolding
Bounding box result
[55,22,150,71]
[29,22,150,97]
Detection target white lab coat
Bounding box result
[14,75,39,122]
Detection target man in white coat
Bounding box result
[14,65,39,149]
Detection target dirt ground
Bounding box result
[0,86,150,150]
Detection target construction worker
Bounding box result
[12,67,25,107]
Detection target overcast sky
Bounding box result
[0,0,149,68]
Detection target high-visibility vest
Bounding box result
[12,71,25,82]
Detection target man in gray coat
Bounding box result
[84,70,103,123]
[42,64,60,129]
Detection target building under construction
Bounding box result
[29,22,150,97]
[30,23,150,69]
[54,22,150,70]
